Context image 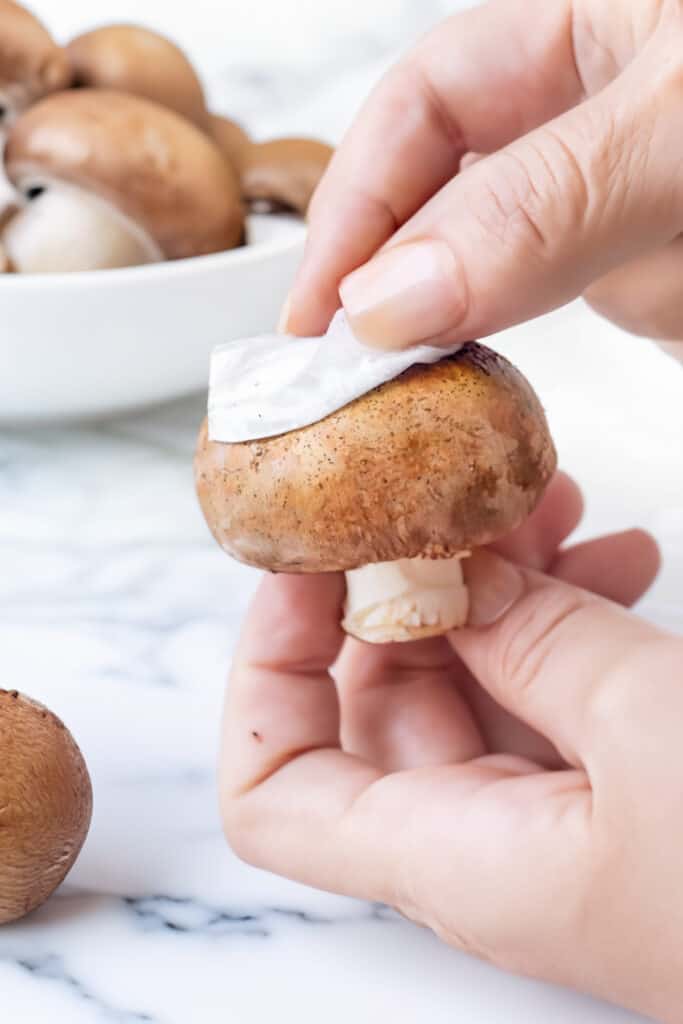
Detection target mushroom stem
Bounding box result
[342,553,469,644]
[3,180,162,272]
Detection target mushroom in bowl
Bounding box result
[65,23,210,132]
[0,0,70,135]
[195,340,556,644]
[61,21,332,217]
[1,88,244,273]
[239,137,334,216]
[0,689,92,924]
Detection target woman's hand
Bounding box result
[219,473,683,1020]
[282,0,683,360]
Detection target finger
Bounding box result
[459,527,659,767]
[339,44,683,349]
[334,635,484,770]
[221,573,347,799]
[452,549,666,767]
[221,572,394,899]
[221,573,580,914]
[550,528,660,606]
[334,471,582,771]
[585,236,683,346]
[491,470,583,570]
[285,0,581,335]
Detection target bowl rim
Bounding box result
[0,212,306,291]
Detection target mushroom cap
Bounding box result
[0,0,70,110]
[210,113,251,171]
[0,689,92,924]
[66,24,209,131]
[240,137,333,215]
[5,89,245,258]
[195,343,557,573]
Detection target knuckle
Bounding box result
[467,129,591,258]
[494,586,595,707]
[466,152,550,255]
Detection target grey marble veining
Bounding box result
[1,1,680,1020]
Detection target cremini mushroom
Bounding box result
[0,689,92,925]
[195,344,556,643]
[0,240,12,271]
[62,21,331,214]
[0,0,70,134]
[239,137,333,215]
[66,23,209,132]
[210,113,251,171]
[2,89,244,272]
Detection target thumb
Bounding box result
[339,49,683,349]
[450,550,666,767]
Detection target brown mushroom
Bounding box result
[0,0,70,134]
[62,22,331,214]
[239,137,333,215]
[2,89,244,272]
[0,689,92,925]
[66,24,210,132]
[195,343,556,643]
[210,113,251,171]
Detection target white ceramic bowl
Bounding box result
[0,213,306,422]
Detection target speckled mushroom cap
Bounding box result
[66,24,210,131]
[240,137,334,215]
[0,689,92,924]
[195,343,557,573]
[0,0,71,121]
[5,89,245,258]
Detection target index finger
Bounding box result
[286,0,582,336]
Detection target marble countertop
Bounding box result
[3,2,683,1020]
[2,301,681,1023]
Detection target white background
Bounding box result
[27,0,477,139]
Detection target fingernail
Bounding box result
[339,239,465,349]
[464,550,526,627]
[277,292,292,334]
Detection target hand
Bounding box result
[219,472,683,1020]
[282,0,683,360]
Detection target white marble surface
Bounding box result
[2,301,681,1024]
[2,1,683,1021]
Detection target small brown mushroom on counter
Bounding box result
[66,23,210,132]
[195,344,556,644]
[239,137,333,216]
[0,0,70,134]
[0,689,92,925]
[2,89,244,272]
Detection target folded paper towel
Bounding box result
[208,310,461,442]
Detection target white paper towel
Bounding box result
[208,310,461,442]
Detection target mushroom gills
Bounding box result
[343,553,469,644]
[3,178,163,272]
